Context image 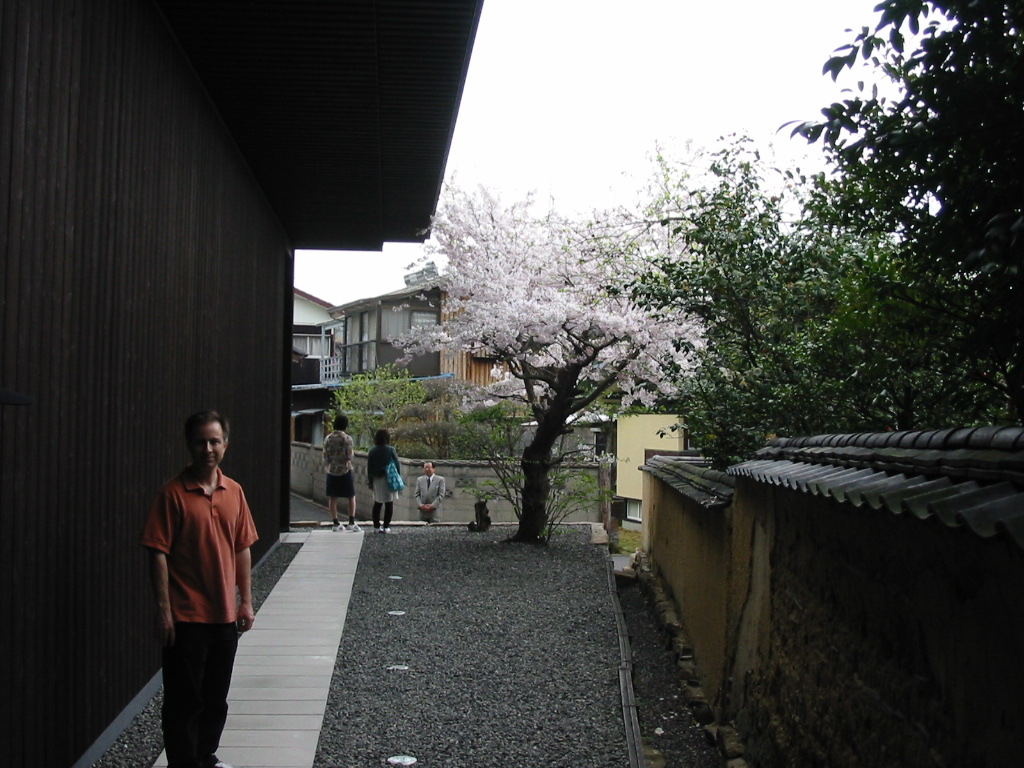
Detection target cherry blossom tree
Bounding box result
[400,186,700,542]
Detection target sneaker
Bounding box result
[345,523,361,533]
[383,527,392,533]
[332,520,341,530]
[374,527,384,534]
[203,757,234,768]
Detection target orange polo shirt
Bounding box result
[141,469,259,624]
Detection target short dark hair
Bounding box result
[373,428,390,446]
[334,413,349,431]
[185,410,229,441]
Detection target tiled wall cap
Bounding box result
[907,430,938,448]
[926,428,959,449]
[990,426,1024,451]
[966,426,1007,449]
[945,427,980,449]
[902,431,929,448]
[903,449,944,468]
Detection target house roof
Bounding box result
[728,428,1024,551]
[333,282,442,314]
[155,0,483,250]
[293,288,334,308]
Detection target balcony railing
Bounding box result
[320,356,344,386]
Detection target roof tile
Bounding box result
[722,428,1024,552]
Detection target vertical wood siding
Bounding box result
[0,0,291,764]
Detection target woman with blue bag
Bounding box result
[366,428,403,533]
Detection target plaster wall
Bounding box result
[643,475,1024,768]
[616,414,685,500]
[736,481,1024,768]
[643,472,735,709]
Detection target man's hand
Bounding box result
[149,550,175,647]
[155,606,175,647]
[236,548,255,634]
[237,603,255,633]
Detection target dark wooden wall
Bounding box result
[0,0,292,764]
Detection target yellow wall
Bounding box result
[615,414,685,500]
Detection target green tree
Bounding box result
[791,0,1023,420]
[394,378,473,460]
[632,142,846,465]
[330,365,426,449]
[449,401,526,461]
[632,139,1002,466]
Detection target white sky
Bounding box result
[295,0,884,307]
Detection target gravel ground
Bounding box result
[315,525,626,768]
[618,576,720,768]
[92,527,720,768]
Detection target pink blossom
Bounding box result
[398,186,701,415]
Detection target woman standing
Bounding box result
[366,428,401,532]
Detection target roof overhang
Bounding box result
[155,0,484,250]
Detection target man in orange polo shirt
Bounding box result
[141,411,258,768]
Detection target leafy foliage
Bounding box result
[631,140,1003,467]
[449,401,526,462]
[329,365,426,450]
[790,0,1024,420]
[394,378,476,460]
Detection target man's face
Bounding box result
[188,421,228,471]
[422,463,434,477]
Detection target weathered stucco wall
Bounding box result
[738,479,1024,768]
[643,471,735,708]
[291,442,602,524]
[644,474,1024,767]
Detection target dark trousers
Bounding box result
[372,501,394,529]
[162,622,239,768]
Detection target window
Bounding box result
[410,310,438,329]
[625,498,643,522]
[382,307,437,338]
[382,308,406,338]
[293,334,330,357]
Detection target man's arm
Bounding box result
[149,549,175,647]
[236,547,255,633]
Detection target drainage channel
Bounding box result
[607,558,646,768]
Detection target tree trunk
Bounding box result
[515,440,551,542]
[512,408,569,543]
